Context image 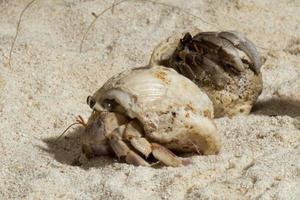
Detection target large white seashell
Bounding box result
[89,65,221,155]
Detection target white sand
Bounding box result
[0,0,299,199]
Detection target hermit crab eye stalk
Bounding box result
[87,96,96,109]
[87,95,105,112]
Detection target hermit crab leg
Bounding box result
[151,143,183,167]
[194,33,245,73]
[107,125,150,166]
[125,151,151,166]
[123,120,152,157]
[219,31,261,74]
[107,119,185,167]
[174,60,197,81]
[177,49,231,87]
[123,120,185,167]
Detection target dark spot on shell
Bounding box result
[166,126,173,132]
[203,110,212,118]
[184,103,196,113]
[171,112,177,117]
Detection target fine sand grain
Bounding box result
[0,0,299,199]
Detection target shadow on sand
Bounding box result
[252,98,300,118]
[40,127,114,169]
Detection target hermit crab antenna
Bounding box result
[55,115,87,143]
[76,115,87,126]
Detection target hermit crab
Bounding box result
[150,30,263,117]
[79,65,221,167]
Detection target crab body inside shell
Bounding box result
[150,30,263,117]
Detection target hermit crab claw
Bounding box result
[194,31,245,73]
[81,65,221,167]
[80,111,129,158]
[219,31,261,74]
[192,31,261,74]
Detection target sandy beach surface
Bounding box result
[0,0,299,199]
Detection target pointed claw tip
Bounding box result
[152,143,182,167]
[219,31,261,74]
[126,151,150,167]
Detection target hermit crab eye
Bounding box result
[87,96,96,109]
[101,99,115,110]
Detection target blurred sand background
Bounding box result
[0,0,299,199]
